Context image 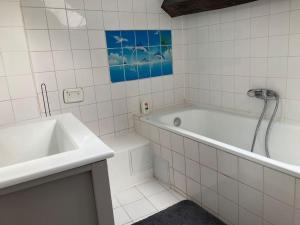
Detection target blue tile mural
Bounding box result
[105,30,173,83]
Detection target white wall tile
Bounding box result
[67,9,87,29]
[268,35,289,57]
[161,147,172,166]
[0,101,14,125]
[56,70,76,89]
[22,8,48,29]
[0,2,23,27]
[103,11,119,29]
[102,0,117,11]
[201,186,218,213]
[263,195,294,225]
[95,84,111,102]
[3,52,31,75]
[7,76,35,99]
[186,178,201,203]
[66,0,85,9]
[269,12,289,36]
[270,0,290,14]
[173,170,186,192]
[30,52,54,73]
[239,207,262,225]
[239,158,263,191]
[0,77,10,101]
[114,114,128,131]
[199,143,217,170]
[69,30,89,50]
[0,28,28,51]
[239,183,263,216]
[112,99,127,116]
[185,159,200,183]
[289,34,300,56]
[218,196,238,225]
[184,137,199,161]
[295,179,300,209]
[83,0,101,10]
[80,104,98,122]
[49,30,71,50]
[45,0,66,8]
[264,167,295,206]
[218,173,238,203]
[132,0,147,12]
[85,10,104,29]
[218,151,238,179]
[111,83,126,99]
[118,0,132,12]
[201,165,217,192]
[173,151,185,174]
[133,13,147,29]
[12,98,39,121]
[46,9,68,29]
[75,68,93,87]
[159,129,171,149]
[88,30,106,49]
[294,209,300,225]
[27,30,51,52]
[251,37,268,57]
[171,132,184,155]
[99,117,114,135]
[53,51,74,70]
[251,16,268,38]
[91,49,108,67]
[72,50,91,69]
[290,10,300,34]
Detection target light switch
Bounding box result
[63,88,84,104]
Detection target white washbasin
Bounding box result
[0,120,76,168]
[0,114,114,189]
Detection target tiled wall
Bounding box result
[184,0,300,122]
[0,1,40,125]
[135,118,300,225]
[0,0,185,136]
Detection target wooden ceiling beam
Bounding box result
[161,0,258,17]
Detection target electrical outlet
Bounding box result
[63,88,84,104]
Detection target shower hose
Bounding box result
[250,96,279,158]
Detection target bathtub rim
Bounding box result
[139,105,300,179]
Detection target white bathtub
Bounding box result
[141,105,300,177]
[135,105,300,225]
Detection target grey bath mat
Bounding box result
[132,200,226,225]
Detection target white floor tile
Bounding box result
[148,191,180,210]
[136,180,166,197]
[116,187,144,205]
[113,207,132,225]
[112,179,186,224]
[123,198,157,221]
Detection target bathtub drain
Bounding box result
[174,117,181,127]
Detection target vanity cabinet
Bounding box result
[0,160,114,225]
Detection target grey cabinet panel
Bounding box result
[0,161,114,225]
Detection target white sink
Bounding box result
[0,114,114,189]
[0,120,76,168]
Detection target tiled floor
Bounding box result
[111,179,186,225]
